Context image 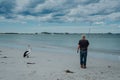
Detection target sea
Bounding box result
[0,33,120,61]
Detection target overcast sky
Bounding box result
[0,0,120,33]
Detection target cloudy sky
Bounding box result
[0,0,120,33]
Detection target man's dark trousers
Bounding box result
[80,50,87,66]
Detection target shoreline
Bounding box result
[0,45,120,62]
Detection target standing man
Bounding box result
[77,35,89,69]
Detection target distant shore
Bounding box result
[0,32,120,35]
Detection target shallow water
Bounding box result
[0,34,120,54]
[0,33,120,61]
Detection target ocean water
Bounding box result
[0,34,120,61]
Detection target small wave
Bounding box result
[89,48,120,55]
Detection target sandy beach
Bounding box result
[0,47,120,80]
[1,0,120,79]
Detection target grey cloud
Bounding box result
[28,0,45,8]
[0,0,16,19]
[0,0,120,23]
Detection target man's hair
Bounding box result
[81,34,86,39]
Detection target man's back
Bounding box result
[79,39,89,51]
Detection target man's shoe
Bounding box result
[81,65,83,68]
[83,65,87,69]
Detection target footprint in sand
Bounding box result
[28,71,37,76]
[1,62,7,64]
[1,56,8,58]
[0,77,3,80]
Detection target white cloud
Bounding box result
[34,0,67,13]
[117,25,120,28]
[37,14,53,21]
[14,0,30,12]
[1,0,120,24]
[66,0,120,23]
[107,12,120,21]
[94,21,105,25]
[0,16,5,20]
[16,13,53,22]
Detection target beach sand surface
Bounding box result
[0,47,120,80]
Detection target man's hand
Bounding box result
[77,45,80,53]
[77,49,79,53]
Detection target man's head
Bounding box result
[81,35,86,40]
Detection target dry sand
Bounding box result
[0,47,120,80]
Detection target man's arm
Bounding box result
[77,45,80,53]
[77,40,81,53]
[87,40,89,47]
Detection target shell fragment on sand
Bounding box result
[27,62,35,64]
[1,56,8,58]
[65,69,74,73]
